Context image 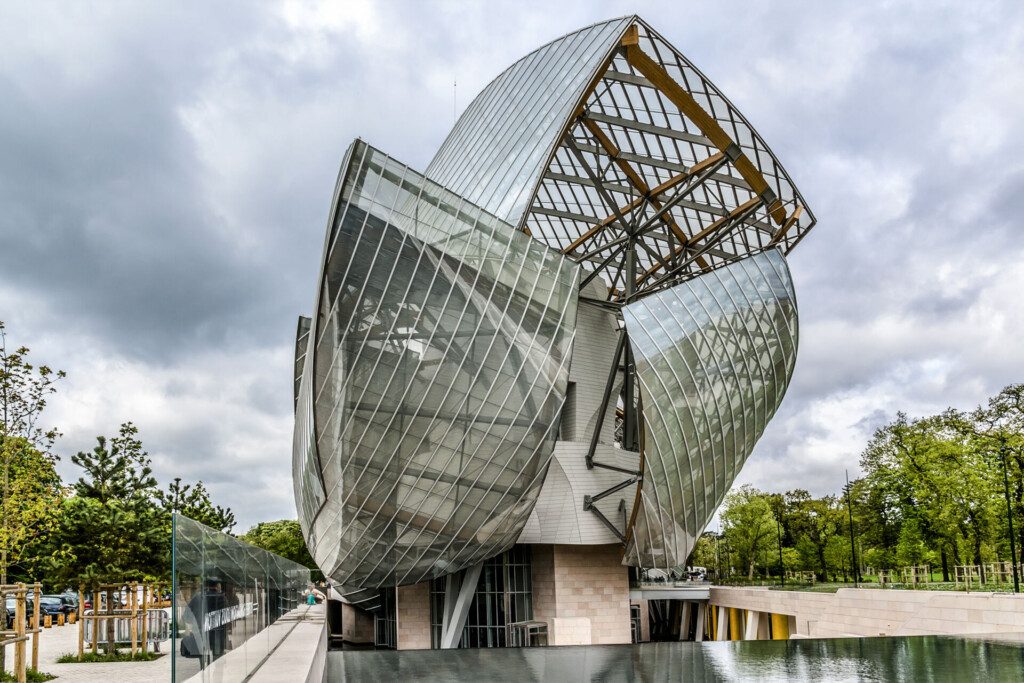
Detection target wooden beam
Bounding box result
[622,43,787,225]
[580,117,695,248]
[634,196,761,289]
[688,196,761,244]
[769,204,802,245]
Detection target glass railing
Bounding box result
[171,513,311,682]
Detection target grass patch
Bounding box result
[55,651,163,663]
[0,669,56,682]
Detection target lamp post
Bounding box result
[777,516,785,588]
[845,470,859,587]
[998,435,1020,594]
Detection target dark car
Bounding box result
[38,596,65,619]
[5,596,34,628]
[56,595,78,615]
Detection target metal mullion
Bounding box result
[675,280,746,501]
[351,231,550,584]
[579,241,627,290]
[645,202,762,292]
[384,244,574,578]
[746,252,800,414]
[713,262,780,461]
[313,143,373,351]
[686,272,762,520]
[447,346,575,569]
[312,148,380,359]
[333,219,515,571]
[395,257,577,579]
[329,202,510,580]
[473,34,612,216]
[625,306,701,558]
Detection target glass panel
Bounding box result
[425,18,633,224]
[298,140,578,595]
[171,514,311,682]
[622,249,798,570]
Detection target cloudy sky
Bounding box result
[2,1,1022,530]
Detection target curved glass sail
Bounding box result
[294,140,578,590]
[622,249,798,569]
[426,17,633,224]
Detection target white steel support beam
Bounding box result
[440,563,483,649]
[694,603,706,642]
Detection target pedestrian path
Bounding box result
[29,616,170,682]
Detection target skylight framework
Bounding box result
[523,22,814,304]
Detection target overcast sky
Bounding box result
[2,1,1022,531]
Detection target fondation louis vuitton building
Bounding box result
[293,16,816,649]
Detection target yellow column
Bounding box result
[770,612,789,640]
[728,608,742,641]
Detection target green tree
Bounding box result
[48,423,167,588]
[240,520,321,580]
[159,477,235,533]
[0,437,62,582]
[785,490,842,581]
[0,320,66,583]
[721,485,777,580]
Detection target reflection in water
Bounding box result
[328,636,1024,682]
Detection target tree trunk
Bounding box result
[105,588,115,655]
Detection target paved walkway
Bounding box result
[24,616,170,682]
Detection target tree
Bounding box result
[240,520,321,580]
[0,437,62,582]
[784,490,842,581]
[0,320,66,583]
[48,423,167,588]
[721,485,777,580]
[159,477,235,533]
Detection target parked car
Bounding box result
[5,596,34,628]
[39,596,68,618]
[55,594,78,615]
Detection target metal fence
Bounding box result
[82,609,169,647]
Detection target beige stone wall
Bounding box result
[396,581,432,650]
[532,544,556,625]
[531,543,632,646]
[340,602,375,644]
[711,586,1024,638]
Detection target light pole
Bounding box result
[998,435,1020,594]
[845,470,859,587]
[777,516,785,588]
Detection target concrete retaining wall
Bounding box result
[710,586,1024,638]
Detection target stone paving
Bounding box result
[18,615,171,682]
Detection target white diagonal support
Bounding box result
[440,563,483,649]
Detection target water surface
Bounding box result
[327,636,1024,681]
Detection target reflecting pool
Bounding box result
[327,636,1024,682]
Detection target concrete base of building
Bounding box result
[710,586,1024,639]
[388,543,633,650]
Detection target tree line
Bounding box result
[691,384,1024,584]
[0,320,316,590]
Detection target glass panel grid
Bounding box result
[622,249,798,570]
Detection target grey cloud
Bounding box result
[3,0,1023,528]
